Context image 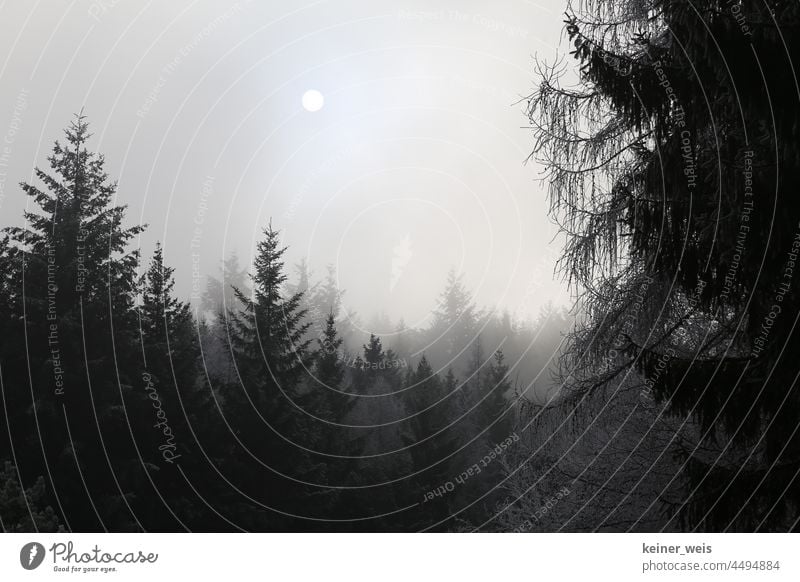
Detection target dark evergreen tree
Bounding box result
[465,336,487,390]
[223,221,317,528]
[363,334,384,368]
[443,368,458,392]
[307,312,370,527]
[529,0,800,530]
[401,355,460,527]
[307,312,358,455]
[140,243,196,378]
[0,113,149,531]
[314,312,345,391]
[228,221,312,406]
[138,243,225,529]
[198,253,250,387]
[485,350,512,444]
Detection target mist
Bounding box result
[2,0,799,539]
[0,0,569,329]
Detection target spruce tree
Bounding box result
[309,313,367,524]
[402,355,462,527]
[313,265,344,319]
[363,334,384,369]
[140,243,195,363]
[315,312,345,390]
[310,312,358,430]
[0,113,148,531]
[529,0,800,530]
[200,252,249,321]
[430,269,478,363]
[485,350,512,444]
[228,221,312,407]
[138,244,219,527]
[224,221,316,527]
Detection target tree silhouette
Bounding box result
[528,0,800,530]
[0,113,148,531]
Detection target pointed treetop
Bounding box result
[363,334,384,365]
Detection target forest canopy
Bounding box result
[0,115,567,531]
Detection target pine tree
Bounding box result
[529,0,800,530]
[229,221,312,401]
[310,313,358,452]
[224,221,316,527]
[312,265,344,319]
[485,350,512,443]
[315,312,345,390]
[350,334,385,392]
[443,367,458,397]
[430,269,478,362]
[309,313,366,524]
[290,257,313,297]
[391,318,412,360]
[140,243,194,355]
[461,335,488,415]
[138,243,220,527]
[0,113,148,531]
[363,334,384,369]
[466,336,486,388]
[201,252,249,321]
[401,355,462,527]
[198,253,250,387]
[289,258,322,347]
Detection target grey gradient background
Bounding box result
[0,0,570,330]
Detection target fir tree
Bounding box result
[529,0,800,530]
[363,334,384,369]
[485,350,512,443]
[201,252,249,322]
[224,221,316,527]
[315,312,345,390]
[229,221,312,401]
[140,243,194,356]
[402,355,462,527]
[0,113,148,531]
[430,269,478,361]
[312,265,344,319]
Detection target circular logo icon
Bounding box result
[20,542,46,570]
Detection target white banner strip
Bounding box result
[1,533,798,581]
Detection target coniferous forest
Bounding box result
[2,0,800,533]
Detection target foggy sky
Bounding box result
[0,0,570,330]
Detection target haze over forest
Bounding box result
[0,0,571,328]
[2,0,798,535]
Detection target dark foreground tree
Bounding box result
[0,113,149,530]
[529,0,800,530]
